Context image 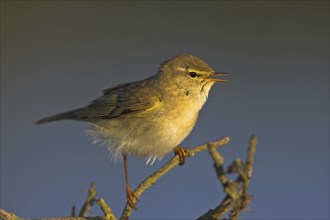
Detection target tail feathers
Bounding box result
[35,109,80,124]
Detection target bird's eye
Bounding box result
[189,72,197,78]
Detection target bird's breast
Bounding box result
[156,94,202,145]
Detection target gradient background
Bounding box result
[1,1,329,219]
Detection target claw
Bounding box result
[174,146,189,165]
[126,185,139,210]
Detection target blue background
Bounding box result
[1,1,329,219]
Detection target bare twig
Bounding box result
[79,182,97,217]
[197,135,257,220]
[0,208,21,220]
[229,135,257,220]
[71,205,76,217]
[120,136,230,220]
[1,135,256,220]
[208,145,230,192]
[96,198,117,220]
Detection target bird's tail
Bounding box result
[35,109,81,124]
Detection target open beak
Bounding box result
[206,72,229,83]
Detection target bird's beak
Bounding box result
[206,72,229,83]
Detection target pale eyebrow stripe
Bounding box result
[176,67,209,74]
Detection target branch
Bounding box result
[0,209,21,220]
[197,135,257,220]
[120,136,230,219]
[0,208,92,220]
[1,135,257,220]
[79,182,97,217]
[97,197,117,220]
[0,183,117,220]
[229,135,256,220]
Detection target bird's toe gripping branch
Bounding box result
[174,146,190,165]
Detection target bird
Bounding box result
[36,53,227,209]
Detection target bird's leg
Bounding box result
[173,146,189,165]
[123,154,139,210]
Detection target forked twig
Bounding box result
[197,135,257,220]
[0,135,257,220]
[120,136,230,219]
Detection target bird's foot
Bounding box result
[126,185,139,210]
[174,146,190,165]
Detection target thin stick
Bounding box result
[79,182,97,217]
[97,197,118,220]
[197,135,257,220]
[120,136,230,219]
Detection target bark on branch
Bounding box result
[0,135,257,220]
[121,136,230,219]
[197,135,257,220]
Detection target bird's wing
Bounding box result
[35,82,162,124]
[102,82,133,95]
[75,82,162,120]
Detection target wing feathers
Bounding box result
[36,81,162,124]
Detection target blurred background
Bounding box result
[1,1,329,219]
